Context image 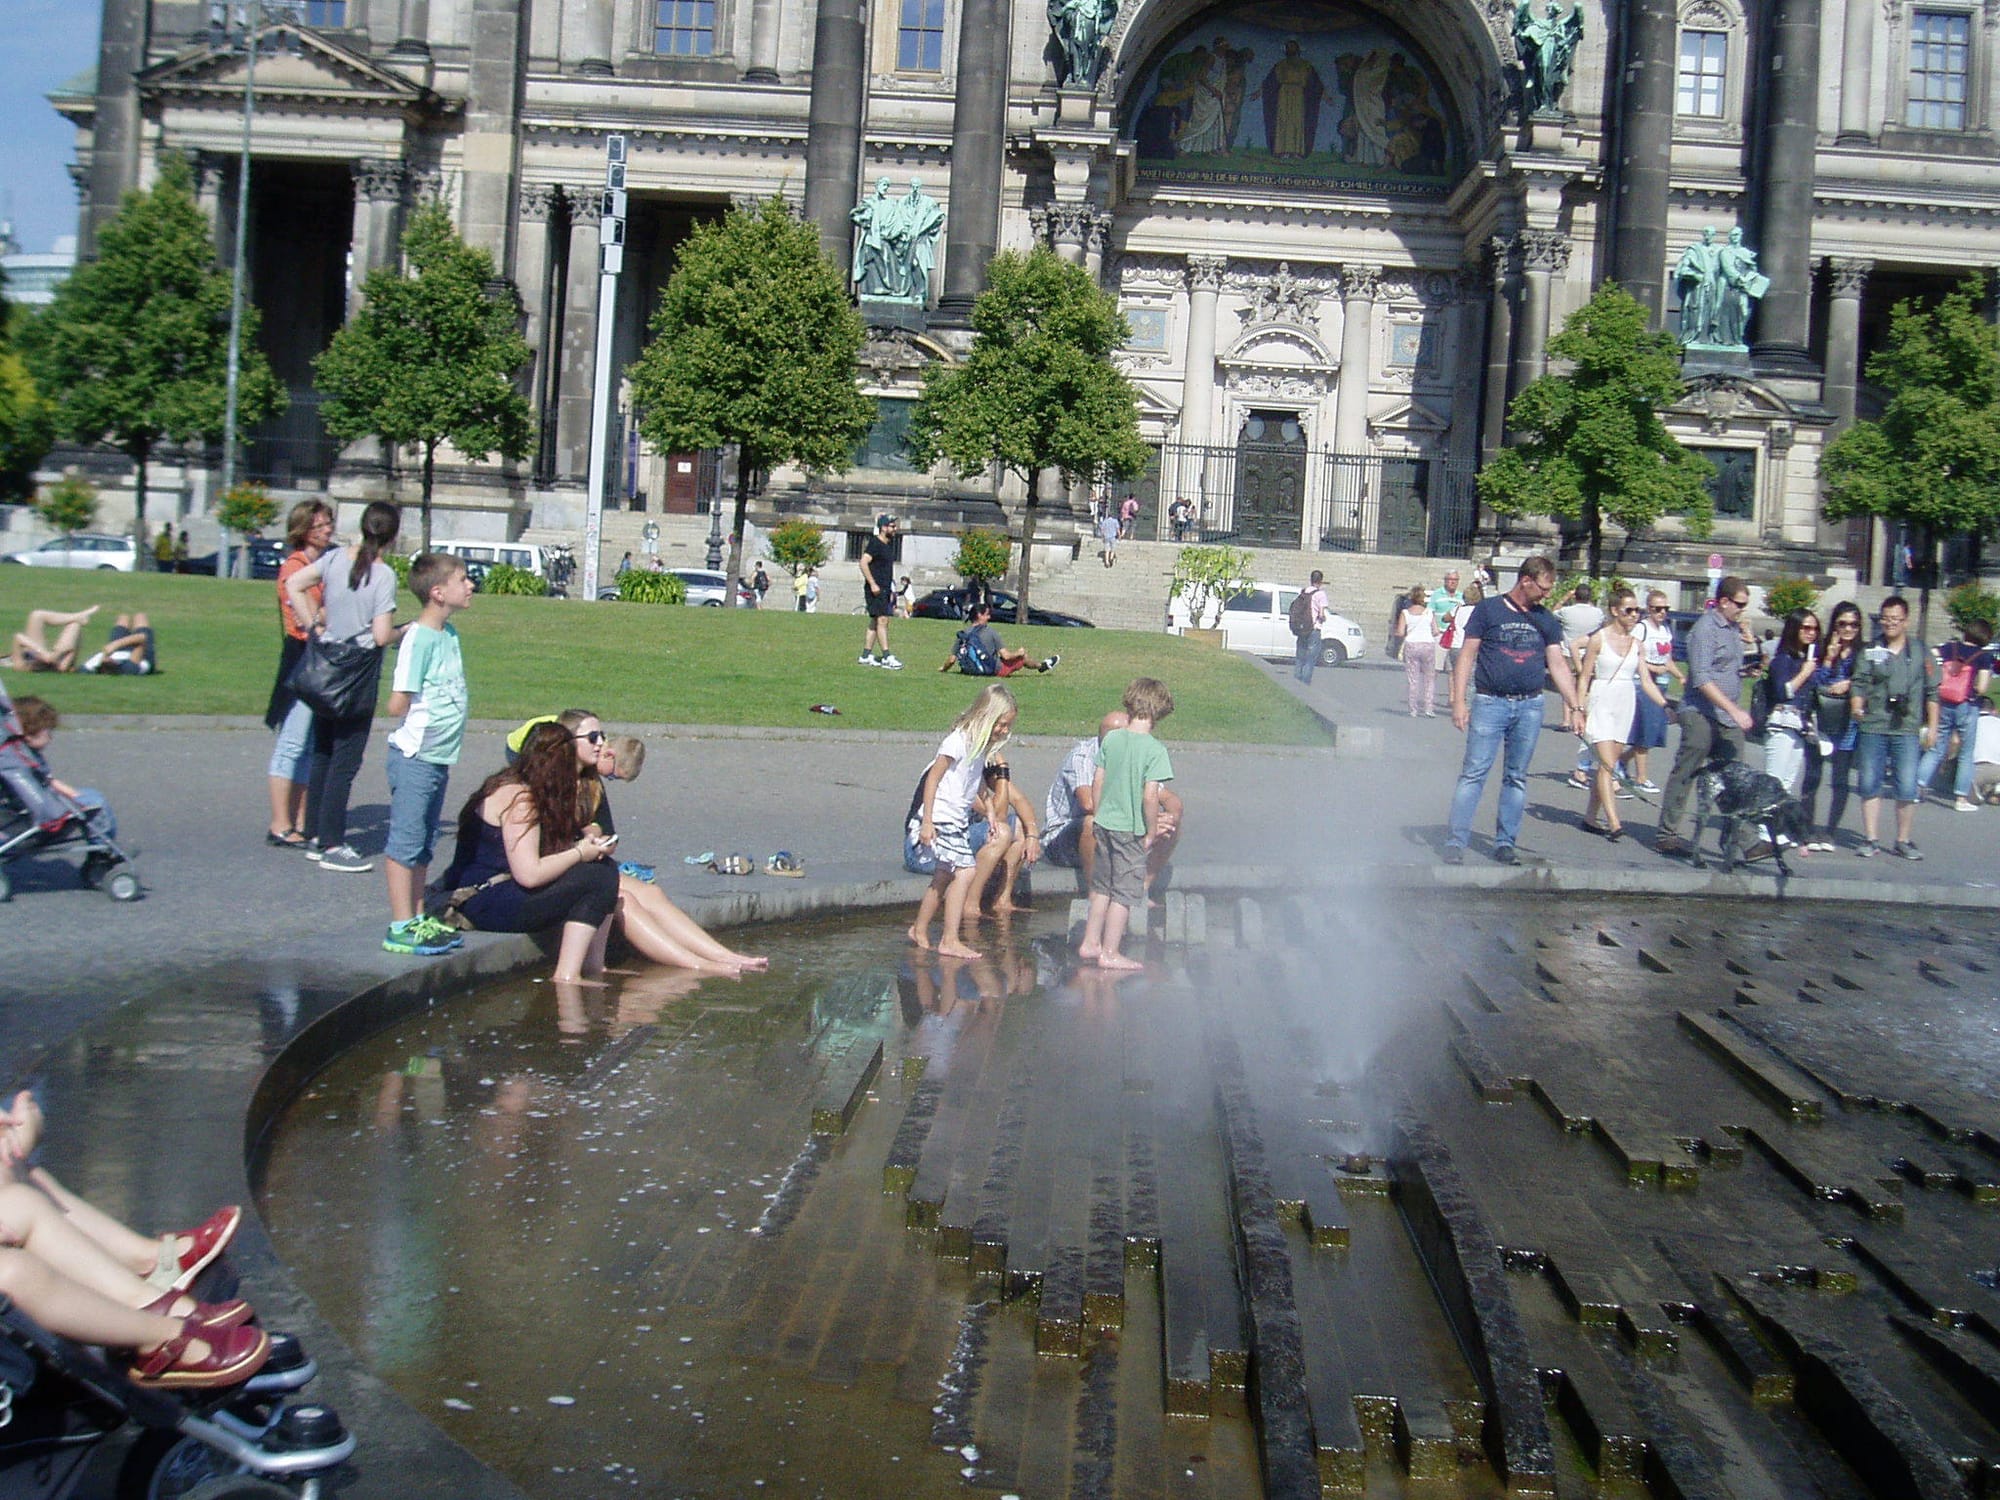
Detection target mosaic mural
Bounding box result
[1128,2,1460,191]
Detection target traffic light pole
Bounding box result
[579,134,627,604]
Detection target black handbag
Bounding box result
[285,633,382,719]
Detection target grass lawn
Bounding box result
[1,568,1328,744]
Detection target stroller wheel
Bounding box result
[107,869,141,903]
[118,1431,227,1500]
[179,1479,299,1499]
[0,868,9,903]
[81,851,114,888]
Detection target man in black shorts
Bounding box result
[859,513,903,670]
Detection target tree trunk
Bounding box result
[1585,499,1603,581]
[1016,468,1039,625]
[724,451,753,598]
[421,443,437,554]
[131,446,150,569]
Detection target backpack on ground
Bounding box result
[953,627,999,676]
[1288,589,1315,639]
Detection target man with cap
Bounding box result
[859,514,904,669]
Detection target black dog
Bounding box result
[1690,758,1810,875]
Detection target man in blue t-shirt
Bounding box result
[1443,555,1584,864]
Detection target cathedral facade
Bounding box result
[59,0,2000,577]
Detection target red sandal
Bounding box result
[169,1205,243,1292]
[130,1322,271,1390]
[142,1290,254,1331]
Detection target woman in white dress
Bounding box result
[1578,588,1667,841]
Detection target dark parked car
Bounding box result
[184,536,285,579]
[910,587,1095,629]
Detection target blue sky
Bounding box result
[1,1,101,253]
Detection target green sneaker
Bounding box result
[409,915,464,949]
[384,919,457,956]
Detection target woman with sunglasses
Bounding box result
[1761,609,1823,797]
[1799,601,1863,850]
[1624,593,1682,792]
[1577,587,1667,840]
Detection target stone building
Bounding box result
[56,0,2000,580]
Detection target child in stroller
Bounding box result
[0,687,138,904]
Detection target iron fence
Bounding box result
[1148,443,1477,559]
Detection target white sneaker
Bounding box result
[859,652,877,666]
[1955,797,1980,812]
[879,654,904,671]
[318,844,374,873]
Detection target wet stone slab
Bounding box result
[258,898,2000,1499]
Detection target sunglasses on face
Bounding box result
[573,730,606,745]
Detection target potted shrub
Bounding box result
[1169,544,1252,646]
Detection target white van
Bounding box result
[429,539,546,581]
[1166,580,1369,668]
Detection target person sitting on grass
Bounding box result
[1078,678,1179,971]
[9,606,101,673]
[80,613,156,675]
[939,599,1059,677]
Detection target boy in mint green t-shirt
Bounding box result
[1079,677,1180,970]
[382,552,474,956]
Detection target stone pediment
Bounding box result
[1673,374,1797,435]
[1220,325,1335,369]
[138,27,446,114]
[1367,396,1451,438]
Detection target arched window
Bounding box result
[1674,0,1745,132]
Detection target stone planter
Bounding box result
[1184,627,1226,649]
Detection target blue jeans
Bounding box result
[384,750,452,868]
[1294,631,1321,684]
[266,697,316,784]
[1447,693,1544,851]
[70,788,116,840]
[1917,697,1981,801]
[1854,730,1921,804]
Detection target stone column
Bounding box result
[1044,204,1089,265]
[555,188,604,484]
[1822,257,1870,429]
[394,0,431,53]
[745,0,782,80]
[462,0,529,264]
[1083,212,1112,283]
[1332,265,1379,455]
[1481,237,1516,459]
[1611,0,1677,324]
[190,152,228,243]
[801,0,867,263]
[1751,0,1821,370]
[1180,255,1225,450]
[84,0,147,253]
[515,185,560,483]
[934,0,1012,322]
[564,0,615,75]
[1837,0,1874,141]
[1511,230,1569,399]
[348,159,407,318]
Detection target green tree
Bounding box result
[1823,278,2000,626]
[20,153,282,557]
[0,269,53,501]
[909,249,1149,623]
[627,198,875,584]
[36,473,98,539]
[953,527,1012,585]
[1478,283,1714,579]
[314,205,534,554]
[766,517,831,576]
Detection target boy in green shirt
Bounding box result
[383,552,475,956]
[1078,677,1180,970]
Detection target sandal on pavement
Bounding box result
[265,830,308,849]
[708,854,755,876]
[143,1290,255,1331]
[764,852,805,877]
[169,1205,242,1292]
[130,1322,271,1391]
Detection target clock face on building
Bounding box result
[1126,2,1461,191]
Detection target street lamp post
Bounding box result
[209,0,304,577]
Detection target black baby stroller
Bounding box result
[0,1286,358,1500]
[0,680,139,905]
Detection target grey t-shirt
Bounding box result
[320,547,398,644]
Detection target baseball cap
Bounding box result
[876,513,897,529]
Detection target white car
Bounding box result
[1167,580,1368,668]
[2,533,140,571]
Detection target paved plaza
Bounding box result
[2,652,1995,1497]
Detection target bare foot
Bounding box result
[938,940,983,959]
[1077,943,1101,960]
[988,898,1017,914]
[906,926,932,950]
[730,954,769,969]
[1096,953,1143,971]
[548,974,609,988]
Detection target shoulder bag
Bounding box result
[285,632,382,720]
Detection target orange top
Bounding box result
[278,550,323,641]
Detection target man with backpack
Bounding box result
[939,599,1059,677]
[1290,570,1329,684]
[1919,618,1993,812]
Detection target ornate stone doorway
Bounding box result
[1231,410,1308,545]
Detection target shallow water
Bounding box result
[259,897,2000,1498]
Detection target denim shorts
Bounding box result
[1854,730,1920,804]
[384,750,452,867]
